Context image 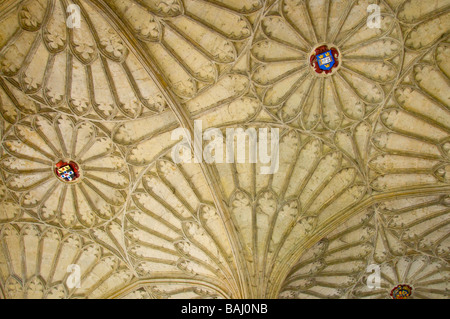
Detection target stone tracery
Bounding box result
[0,0,448,299]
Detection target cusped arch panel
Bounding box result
[0,223,135,299]
[1,113,130,229]
[0,0,171,121]
[279,193,450,299]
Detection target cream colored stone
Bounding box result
[0,0,448,299]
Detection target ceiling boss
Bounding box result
[310,45,340,75]
[390,284,413,299]
[54,160,81,183]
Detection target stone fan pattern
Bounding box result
[1,114,130,229]
[280,194,450,299]
[0,223,136,299]
[0,0,169,121]
[251,0,403,129]
[0,0,449,299]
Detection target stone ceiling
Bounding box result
[0,0,449,299]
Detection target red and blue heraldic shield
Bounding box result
[316,50,335,71]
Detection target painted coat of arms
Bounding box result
[55,161,80,182]
[317,50,335,70]
[310,45,339,74]
[390,284,413,299]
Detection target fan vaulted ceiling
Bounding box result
[0,0,449,299]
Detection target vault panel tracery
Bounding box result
[0,0,449,299]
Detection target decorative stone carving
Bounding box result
[0,0,448,299]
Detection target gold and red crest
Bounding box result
[390,284,413,299]
[55,161,80,182]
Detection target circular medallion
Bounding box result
[310,45,340,76]
[390,284,413,299]
[54,160,81,183]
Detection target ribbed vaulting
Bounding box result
[0,0,448,299]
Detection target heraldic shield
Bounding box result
[316,50,335,71]
[55,161,80,182]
